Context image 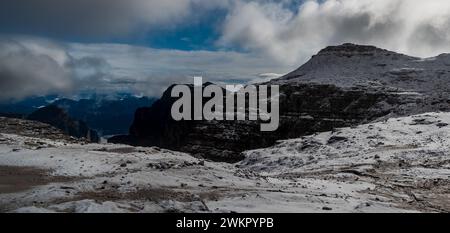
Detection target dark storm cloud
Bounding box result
[0,0,229,38]
[0,37,74,100]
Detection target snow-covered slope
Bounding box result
[0,113,448,213]
[272,43,450,94]
[240,112,450,212]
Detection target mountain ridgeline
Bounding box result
[0,95,156,137]
[52,96,156,136]
[110,43,450,162]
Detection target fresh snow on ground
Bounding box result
[0,112,449,212]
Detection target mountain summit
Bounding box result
[274,43,450,94]
[315,43,404,57]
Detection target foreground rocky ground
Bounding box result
[0,114,449,213]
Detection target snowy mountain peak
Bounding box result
[315,43,404,58]
[272,43,450,94]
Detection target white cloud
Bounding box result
[68,42,291,96]
[220,0,450,65]
[0,37,74,100]
[0,36,291,101]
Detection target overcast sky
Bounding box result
[2,0,450,100]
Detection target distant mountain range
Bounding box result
[0,95,59,116]
[51,96,156,136]
[0,94,156,136]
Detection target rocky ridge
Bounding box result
[111,44,450,162]
[27,105,99,143]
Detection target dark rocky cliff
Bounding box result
[28,105,99,143]
[109,83,427,162]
